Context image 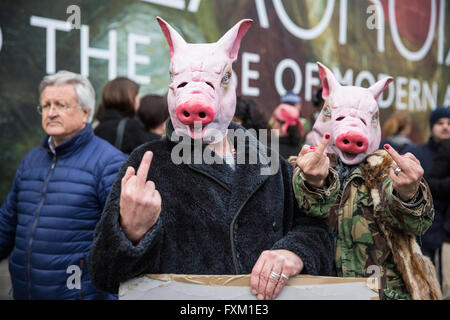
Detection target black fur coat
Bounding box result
[88,121,334,294]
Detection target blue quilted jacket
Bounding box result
[0,124,126,299]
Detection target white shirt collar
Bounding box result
[48,137,56,154]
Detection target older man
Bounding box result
[0,71,126,299]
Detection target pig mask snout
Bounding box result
[157,16,253,142]
[176,100,215,126]
[312,61,393,165]
[335,131,369,155]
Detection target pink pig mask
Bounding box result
[157,17,253,144]
[310,62,393,165]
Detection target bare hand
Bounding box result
[120,151,162,243]
[384,144,424,202]
[250,249,304,300]
[296,134,331,188]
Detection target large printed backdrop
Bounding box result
[0,0,449,200]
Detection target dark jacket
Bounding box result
[94,109,153,154]
[426,140,450,243]
[0,124,126,299]
[405,138,447,249]
[88,121,334,294]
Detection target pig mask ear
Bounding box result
[216,19,254,61]
[317,62,340,100]
[157,16,187,59]
[368,77,393,100]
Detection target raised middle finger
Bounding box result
[315,133,330,155]
[384,144,412,173]
[137,151,153,185]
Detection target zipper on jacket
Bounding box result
[27,154,57,299]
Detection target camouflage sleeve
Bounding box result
[380,177,434,235]
[292,166,340,219]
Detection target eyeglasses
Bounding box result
[37,102,78,114]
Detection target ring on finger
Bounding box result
[281,273,289,281]
[394,167,402,175]
[270,271,281,281]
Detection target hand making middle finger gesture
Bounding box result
[296,133,331,188]
[383,144,424,202]
[120,151,162,243]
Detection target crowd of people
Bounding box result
[0,19,449,301]
[0,67,450,299]
[0,67,448,300]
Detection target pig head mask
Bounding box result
[310,62,393,165]
[157,17,253,144]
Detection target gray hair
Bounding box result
[39,71,96,123]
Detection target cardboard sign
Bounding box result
[119,274,379,300]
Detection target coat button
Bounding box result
[272,221,279,232]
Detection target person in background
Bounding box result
[305,87,324,145]
[425,107,450,300]
[405,107,450,269]
[281,90,302,112]
[0,71,126,299]
[380,111,415,154]
[233,96,270,144]
[271,104,304,159]
[279,91,310,145]
[94,77,151,154]
[137,94,169,142]
[427,139,450,300]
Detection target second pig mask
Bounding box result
[310,62,393,165]
[157,17,253,144]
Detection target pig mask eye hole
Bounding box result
[206,82,215,90]
[177,82,188,89]
[371,113,378,124]
[323,106,331,117]
[336,116,345,121]
[360,118,367,125]
[221,72,231,85]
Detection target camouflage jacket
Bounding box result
[292,151,434,300]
